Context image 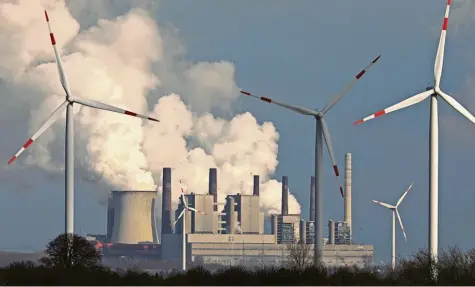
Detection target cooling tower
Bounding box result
[281,176,289,215]
[310,176,315,222]
[344,153,352,236]
[161,168,172,237]
[253,175,260,196]
[209,168,218,211]
[110,190,158,244]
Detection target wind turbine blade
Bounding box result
[321,54,382,114]
[73,97,159,122]
[396,183,413,208]
[437,90,475,124]
[240,90,318,116]
[186,206,207,215]
[372,200,395,209]
[434,0,451,88]
[8,101,68,164]
[173,209,185,226]
[320,118,344,198]
[179,180,189,208]
[44,10,71,97]
[353,89,433,125]
[396,209,407,241]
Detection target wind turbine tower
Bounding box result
[372,183,413,270]
[173,181,206,271]
[7,11,159,235]
[240,54,381,265]
[353,0,475,264]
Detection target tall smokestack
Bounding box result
[209,168,217,211]
[161,168,172,237]
[253,175,260,196]
[344,153,352,236]
[281,176,288,215]
[310,176,315,222]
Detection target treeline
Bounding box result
[1,233,475,285]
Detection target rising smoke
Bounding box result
[0,0,301,216]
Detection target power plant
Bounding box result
[88,152,373,268]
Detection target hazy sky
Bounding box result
[1,0,475,264]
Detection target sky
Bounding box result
[0,0,475,264]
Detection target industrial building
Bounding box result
[92,152,374,268]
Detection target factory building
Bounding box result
[98,153,374,268]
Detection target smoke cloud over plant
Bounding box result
[0,0,301,216]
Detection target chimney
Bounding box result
[309,176,315,222]
[344,153,352,236]
[209,168,218,211]
[253,175,260,196]
[329,220,335,245]
[161,168,172,236]
[281,176,288,215]
[226,196,237,234]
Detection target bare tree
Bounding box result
[40,233,102,269]
[284,240,313,270]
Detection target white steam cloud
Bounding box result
[0,0,301,216]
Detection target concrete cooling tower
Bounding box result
[109,190,159,244]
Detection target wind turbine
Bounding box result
[239,54,381,265]
[173,180,206,271]
[372,183,413,271]
[353,0,475,264]
[6,11,159,235]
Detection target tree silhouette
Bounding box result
[39,233,102,269]
[284,240,313,270]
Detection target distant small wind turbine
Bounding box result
[173,180,206,271]
[372,183,413,270]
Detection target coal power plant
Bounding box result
[87,152,373,268]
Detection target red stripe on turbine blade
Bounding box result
[50,33,56,45]
[353,119,364,125]
[373,55,381,63]
[23,138,33,149]
[356,70,366,79]
[44,10,49,22]
[261,97,272,103]
[447,0,451,5]
[8,156,17,165]
[374,110,386,117]
[442,18,448,31]
[240,91,251,96]
[125,110,137,117]
[340,187,344,198]
[333,165,339,177]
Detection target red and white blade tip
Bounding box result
[353,110,386,125]
[8,138,34,165]
[442,1,450,31]
[124,110,159,122]
[240,90,272,103]
[44,10,49,22]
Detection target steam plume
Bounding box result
[0,0,301,216]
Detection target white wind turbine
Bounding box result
[173,180,206,271]
[353,0,475,264]
[7,11,159,235]
[240,54,381,265]
[372,183,413,271]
